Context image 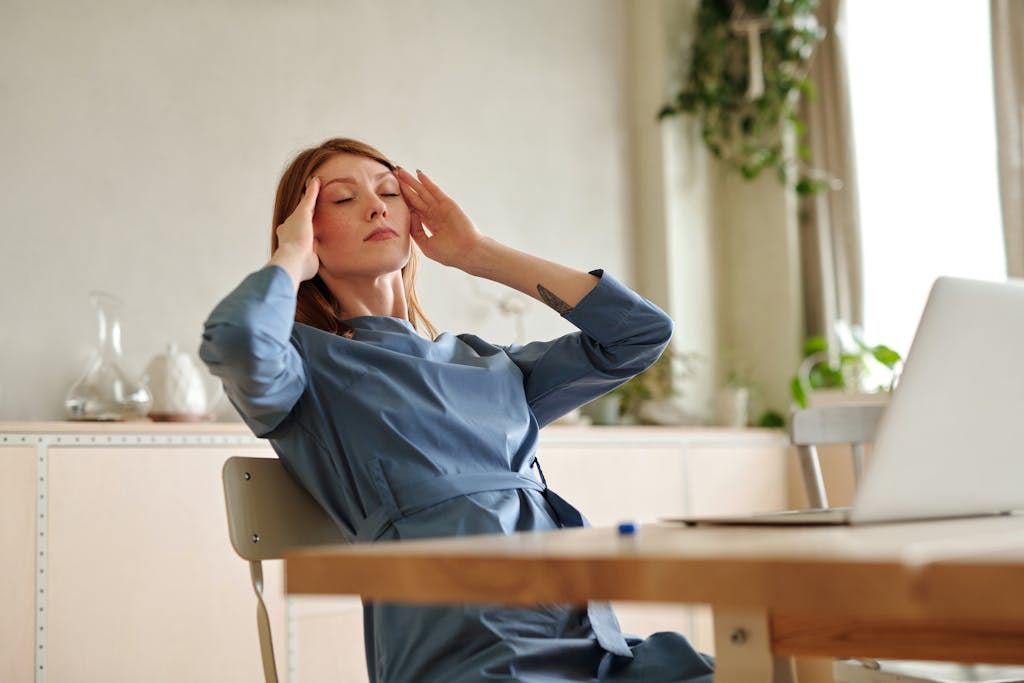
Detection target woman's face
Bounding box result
[312,153,411,280]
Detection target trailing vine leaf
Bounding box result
[660,0,825,191]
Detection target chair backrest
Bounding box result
[788,403,887,509]
[222,456,347,683]
[223,456,347,561]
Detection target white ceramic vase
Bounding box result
[143,343,214,421]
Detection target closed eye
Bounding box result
[334,198,353,204]
[380,193,400,198]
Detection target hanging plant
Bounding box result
[659,0,826,194]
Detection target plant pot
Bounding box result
[583,394,622,426]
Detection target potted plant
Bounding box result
[583,348,699,425]
[790,322,902,409]
[658,0,826,194]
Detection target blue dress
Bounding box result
[200,265,714,683]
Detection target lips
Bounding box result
[364,227,399,242]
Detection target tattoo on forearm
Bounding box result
[537,284,573,314]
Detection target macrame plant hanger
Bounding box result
[729,9,772,99]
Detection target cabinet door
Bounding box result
[0,446,36,683]
[292,596,368,683]
[46,445,283,682]
[534,443,689,527]
[533,441,699,646]
[685,443,788,516]
[536,433,787,655]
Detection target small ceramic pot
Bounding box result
[143,343,213,421]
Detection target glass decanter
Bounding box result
[65,291,152,420]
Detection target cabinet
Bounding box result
[1,422,787,683]
[535,426,789,654]
[0,424,288,683]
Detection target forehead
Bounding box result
[315,152,392,181]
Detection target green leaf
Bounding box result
[802,335,829,356]
[871,345,902,368]
[757,409,787,428]
[838,352,862,365]
[809,364,844,389]
[795,176,827,195]
[659,0,824,189]
[790,376,808,409]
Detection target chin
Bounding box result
[394,242,414,270]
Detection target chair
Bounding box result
[790,401,884,509]
[222,456,348,683]
[789,404,1024,683]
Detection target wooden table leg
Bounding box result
[713,607,796,683]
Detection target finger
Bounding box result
[394,167,424,199]
[415,169,450,202]
[299,176,320,214]
[397,167,436,204]
[409,210,428,241]
[397,172,431,213]
[394,166,417,189]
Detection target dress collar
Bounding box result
[344,315,417,335]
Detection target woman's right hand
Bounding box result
[269,176,321,288]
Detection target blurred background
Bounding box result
[1,0,1016,425]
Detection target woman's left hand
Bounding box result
[395,167,484,270]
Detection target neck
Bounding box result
[321,271,409,321]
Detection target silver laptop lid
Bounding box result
[851,276,1024,523]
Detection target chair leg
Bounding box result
[797,445,830,509]
[851,444,866,489]
[250,560,280,683]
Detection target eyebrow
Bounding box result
[320,171,395,189]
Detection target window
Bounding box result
[844,1,1005,357]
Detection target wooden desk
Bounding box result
[285,515,1024,682]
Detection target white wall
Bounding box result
[712,169,803,419]
[626,0,719,421]
[0,0,634,420]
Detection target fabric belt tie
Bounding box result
[357,463,634,659]
[357,466,546,542]
[534,474,633,658]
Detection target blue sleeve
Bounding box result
[504,270,673,427]
[198,266,307,436]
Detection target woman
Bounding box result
[200,138,713,683]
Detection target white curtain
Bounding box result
[992,0,1024,277]
[798,0,863,346]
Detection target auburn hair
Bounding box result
[271,138,437,339]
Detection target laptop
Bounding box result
[674,275,1024,526]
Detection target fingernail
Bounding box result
[307,176,318,187]
[415,169,423,175]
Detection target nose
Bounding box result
[367,195,387,222]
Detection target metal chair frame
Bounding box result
[222,456,347,683]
